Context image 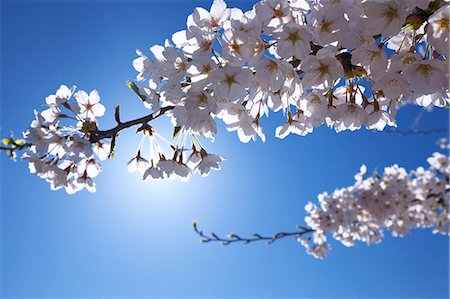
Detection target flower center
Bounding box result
[202,64,212,74]
[317,63,329,76]
[437,18,449,32]
[320,20,332,33]
[175,59,185,71]
[200,39,211,50]
[418,64,433,78]
[287,31,301,43]
[198,93,208,107]
[273,6,283,18]
[389,78,399,87]
[382,7,397,22]
[267,60,279,72]
[310,95,321,105]
[401,56,417,65]
[224,74,237,87]
[230,41,241,53]
[84,102,93,111]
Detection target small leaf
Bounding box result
[172,126,182,138]
[127,80,146,102]
[15,139,27,145]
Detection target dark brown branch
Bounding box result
[89,105,175,143]
[192,221,314,246]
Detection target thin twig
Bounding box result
[192,221,314,246]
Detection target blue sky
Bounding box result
[1,0,449,298]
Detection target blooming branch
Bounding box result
[195,148,450,259]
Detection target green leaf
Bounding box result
[2,139,11,146]
[172,126,182,138]
[126,80,146,102]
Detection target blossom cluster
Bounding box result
[16,0,450,192]
[300,150,450,259]
[132,0,449,143]
[126,126,224,182]
[22,85,110,194]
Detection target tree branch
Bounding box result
[88,105,175,143]
[192,221,314,246]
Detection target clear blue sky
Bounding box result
[1,0,449,298]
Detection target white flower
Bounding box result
[187,0,230,30]
[76,172,96,193]
[331,102,368,132]
[45,85,76,106]
[149,44,187,81]
[427,5,450,56]
[275,112,313,138]
[68,136,93,159]
[274,24,313,59]
[78,158,101,178]
[74,89,106,121]
[301,48,344,89]
[308,5,349,45]
[255,0,292,33]
[133,49,152,82]
[414,90,450,108]
[427,152,450,174]
[363,0,407,37]
[255,57,293,91]
[372,72,409,100]
[93,141,111,161]
[25,127,49,154]
[127,150,149,174]
[221,28,264,66]
[196,152,224,176]
[180,107,217,139]
[403,59,448,96]
[351,45,388,80]
[41,106,61,123]
[364,107,394,131]
[301,93,328,126]
[389,52,422,73]
[186,149,202,169]
[157,159,192,182]
[186,56,218,82]
[210,64,252,101]
[223,8,261,38]
[140,79,161,112]
[222,106,264,143]
[143,164,164,180]
[172,27,216,58]
[47,133,68,158]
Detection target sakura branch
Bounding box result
[2,0,450,193]
[196,148,450,259]
[1,0,449,259]
[0,133,31,161]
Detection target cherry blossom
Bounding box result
[3,0,450,200]
[74,90,106,121]
[301,150,450,259]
